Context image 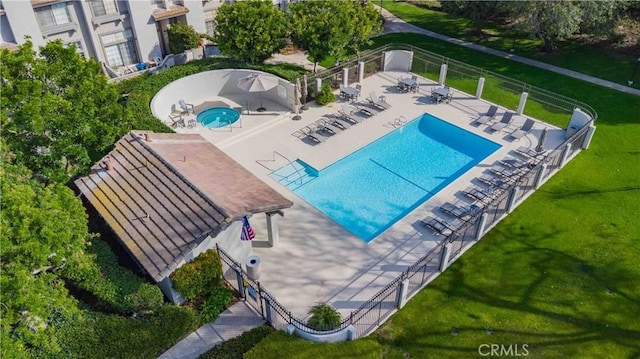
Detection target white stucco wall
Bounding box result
[127,1,162,61]
[2,0,45,48]
[184,0,206,34]
[150,69,295,120]
[384,50,413,72]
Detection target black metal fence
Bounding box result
[214,44,596,340]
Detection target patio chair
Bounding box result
[440,202,482,221]
[367,91,391,110]
[475,105,498,125]
[314,123,337,137]
[344,104,376,118]
[293,126,326,144]
[336,108,362,125]
[509,118,535,140]
[489,112,514,132]
[488,165,521,180]
[178,99,194,114]
[420,215,454,236]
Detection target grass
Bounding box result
[247,32,640,358]
[381,1,640,89]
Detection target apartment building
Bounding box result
[0,0,287,70]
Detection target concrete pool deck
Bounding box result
[175,71,565,318]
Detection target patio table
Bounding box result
[340,86,360,100]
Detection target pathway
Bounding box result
[157,301,265,359]
[378,6,640,97]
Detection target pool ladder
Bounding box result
[256,151,305,186]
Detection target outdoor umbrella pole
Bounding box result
[258,92,266,112]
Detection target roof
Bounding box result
[151,5,189,21]
[75,132,293,282]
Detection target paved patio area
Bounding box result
[175,71,564,318]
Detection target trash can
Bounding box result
[246,255,261,281]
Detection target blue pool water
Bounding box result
[270,114,501,242]
[197,107,240,128]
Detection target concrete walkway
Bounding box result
[378,6,640,97]
[157,301,265,359]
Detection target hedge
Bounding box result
[170,249,223,301]
[199,325,275,359]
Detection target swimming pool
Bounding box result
[270,114,501,242]
[197,107,240,128]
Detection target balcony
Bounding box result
[92,12,125,26]
[41,22,78,37]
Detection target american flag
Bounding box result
[240,216,256,241]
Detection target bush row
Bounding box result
[63,238,164,315]
[47,306,199,359]
[199,325,275,359]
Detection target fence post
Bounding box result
[582,125,597,149]
[438,242,452,272]
[342,68,349,87]
[396,277,410,309]
[517,92,528,115]
[475,213,488,240]
[507,185,520,213]
[315,78,322,96]
[476,77,485,99]
[438,64,448,85]
[358,61,365,83]
[560,143,572,168]
[534,164,547,189]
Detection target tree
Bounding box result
[508,1,626,53]
[289,1,382,72]
[0,40,122,183]
[214,1,288,64]
[439,1,507,35]
[0,151,94,355]
[167,22,202,54]
[346,1,384,60]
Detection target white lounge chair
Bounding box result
[178,99,194,115]
[367,91,391,110]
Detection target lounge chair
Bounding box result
[336,109,362,125]
[488,165,521,179]
[489,112,514,132]
[514,146,546,160]
[350,103,380,117]
[341,105,370,119]
[292,128,324,144]
[178,99,194,114]
[478,174,510,189]
[462,186,495,203]
[440,202,482,220]
[317,118,343,133]
[328,115,352,129]
[420,216,455,236]
[314,123,337,137]
[367,91,391,110]
[498,156,533,170]
[475,105,498,125]
[509,118,535,140]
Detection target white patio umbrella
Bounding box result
[301,74,309,110]
[536,127,547,153]
[293,78,302,121]
[237,73,279,112]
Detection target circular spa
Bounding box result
[197,107,241,128]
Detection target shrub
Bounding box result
[52,306,199,359]
[199,325,275,359]
[167,22,201,54]
[170,249,223,301]
[306,303,341,331]
[63,238,164,315]
[315,83,336,105]
[200,287,235,323]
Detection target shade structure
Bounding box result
[536,127,547,153]
[238,73,279,112]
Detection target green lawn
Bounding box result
[246,33,640,358]
[381,1,640,90]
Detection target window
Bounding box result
[204,10,216,36]
[35,3,71,28]
[90,0,118,17]
[102,29,138,67]
[151,0,166,9]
